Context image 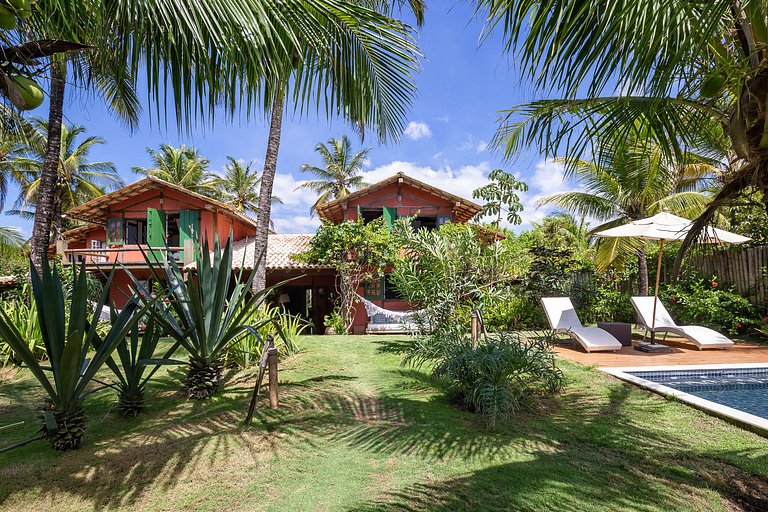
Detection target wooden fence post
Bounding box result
[267,347,279,409]
[470,311,479,349]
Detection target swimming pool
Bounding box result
[603,364,768,435]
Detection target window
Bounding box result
[411,216,438,231]
[90,240,107,263]
[166,212,181,247]
[360,208,383,224]
[384,274,402,300]
[363,277,383,300]
[125,219,147,244]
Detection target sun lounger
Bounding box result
[541,297,623,353]
[630,296,734,350]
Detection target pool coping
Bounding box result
[602,363,768,436]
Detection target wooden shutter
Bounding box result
[107,218,123,246]
[179,209,200,259]
[383,207,397,230]
[146,208,166,262]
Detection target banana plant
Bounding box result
[0,260,143,450]
[136,234,283,399]
[102,312,184,417]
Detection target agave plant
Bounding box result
[102,313,183,416]
[0,288,45,366]
[0,261,142,450]
[139,234,279,399]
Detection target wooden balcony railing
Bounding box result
[57,239,195,267]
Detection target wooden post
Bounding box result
[470,310,479,349]
[267,347,279,409]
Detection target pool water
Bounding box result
[627,368,768,420]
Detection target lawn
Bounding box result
[1,335,768,511]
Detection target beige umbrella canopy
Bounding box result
[594,211,751,342]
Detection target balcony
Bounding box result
[57,239,196,267]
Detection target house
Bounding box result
[58,172,481,334]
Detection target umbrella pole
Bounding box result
[650,239,664,344]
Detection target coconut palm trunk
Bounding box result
[636,246,648,296]
[30,59,65,270]
[252,90,284,294]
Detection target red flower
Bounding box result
[670,297,677,302]
[711,282,718,288]
[737,322,743,329]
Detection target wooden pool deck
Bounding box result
[555,336,768,368]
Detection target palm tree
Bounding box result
[8,120,123,240]
[250,1,424,294]
[133,144,218,196]
[297,136,371,215]
[536,128,717,294]
[477,0,768,273]
[0,226,24,252]
[19,1,423,272]
[216,157,282,214]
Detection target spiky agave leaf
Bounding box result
[0,259,144,450]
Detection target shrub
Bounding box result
[663,277,763,335]
[0,287,45,366]
[433,332,564,427]
[586,284,635,323]
[323,309,347,334]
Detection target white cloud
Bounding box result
[476,140,489,153]
[403,121,432,141]
[361,160,490,199]
[435,115,450,123]
[515,159,582,228]
[271,215,321,234]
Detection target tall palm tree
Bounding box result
[8,120,123,240]
[0,226,24,252]
[297,135,371,215]
[133,144,218,196]
[250,1,424,294]
[17,0,423,272]
[477,0,768,273]
[537,128,717,294]
[216,157,282,214]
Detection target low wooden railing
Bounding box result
[57,239,195,266]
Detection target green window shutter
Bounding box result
[363,276,384,300]
[146,208,166,262]
[179,209,200,259]
[383,207,397,230]
[107,218,123,245]
[356,205,362,222]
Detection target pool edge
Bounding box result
[602,364,768,437]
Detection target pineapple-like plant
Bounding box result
[103,312,184,416]
[0,260,142,450]
[139,234,278,399]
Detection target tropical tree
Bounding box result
[216,157,282,214]
[0,225,24,251]
[133,144,217,196]
[7,120,122,240]
[8,1,422,278]
[297,135,371,215]
[476,0,768,273]
[536,129,717,294]
[250,1,424,294]
[472,169,528,227]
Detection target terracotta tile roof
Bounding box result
[186,233,332,271]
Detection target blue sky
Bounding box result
[3,2,577,236]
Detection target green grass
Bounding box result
[1,335,768,511]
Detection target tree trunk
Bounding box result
[637,246,649,296]
[252,90,284,294]
[30,60,66,270]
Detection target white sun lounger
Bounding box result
[630,296,734,350]
[541,297,623,353]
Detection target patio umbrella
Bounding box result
[594,211,751,343]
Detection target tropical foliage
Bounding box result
[537,129,716,294]
[433,332,564,427]
[0,261,142,450]
[133,144,217,196]
[297,135,371,215]
[5,120,122,239]
[102,314,183,417]
[300,217,397,333]
[472,169,528,227]
[0,288,44,366]
[216,157,282,214]
[138,234,277,399]
[477,0,768,269]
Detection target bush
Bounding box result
[433,332,564,427]
[481,292,540,331]
[663,277,764,335]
